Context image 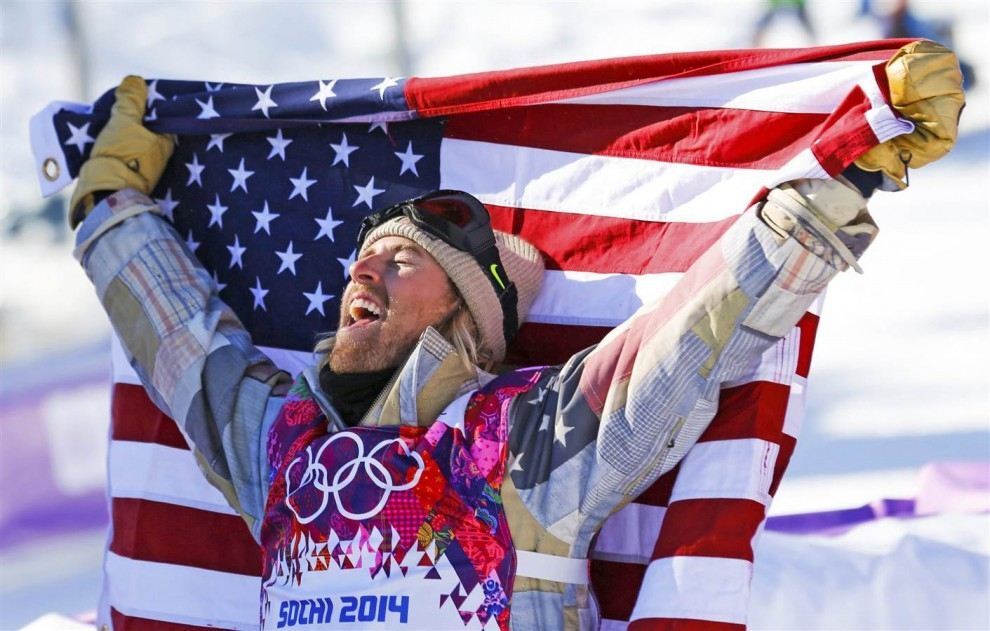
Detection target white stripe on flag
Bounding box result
[783,378,807,439]
[557,61,880,113]
[630,556,753,625]
[105,551,259,629]
[600,620,629,631]
[439,138,774,223]
[809,293,824,316]
[529,269,683,327]
[670,439,780,506]
[109,440,237,515]
[865,103,914,143]
[592,503,666,564]
[112,334,312,385]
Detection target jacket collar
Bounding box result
[302,327,493,429]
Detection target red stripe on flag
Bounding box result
[770,433,798,497]
[507,322,611,366]
[635,464,681,508]
[405,41,914,117]
[590,559,648,621]
[111,609,213,631]
[809,86,882,174]
[489,204,736,274]
[111,498,261,576]
[795,312,820,378]
[653,499,767,561]
[445,105,828,170]
[112,383,188,449]
[629,618,746,631]
[697,382,791,444]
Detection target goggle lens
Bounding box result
[415,197,476,228]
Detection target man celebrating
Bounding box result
[70,43,962,630]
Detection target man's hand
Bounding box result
[68,75,175,228]
[855,40,965,189]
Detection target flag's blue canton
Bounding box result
[56,78,444,351]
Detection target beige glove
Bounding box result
[855,40,965,189]
[69,75,175,228]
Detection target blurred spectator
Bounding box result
[753,0,816,47]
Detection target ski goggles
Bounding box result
[356,190,520,345]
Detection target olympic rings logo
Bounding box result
[284,432,425,523]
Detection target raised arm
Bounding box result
[505,40,965,559]
[506,178,875,547]
[72,77,291,539]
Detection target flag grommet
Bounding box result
[42,157,60,182]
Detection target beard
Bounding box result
[328,319,419,373]
[328,283,456,373]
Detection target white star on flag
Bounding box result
[352,176,384,209]
[227,158,254,193]
[185,230,200,254]
[251,200,279,235]
[370,77,399,99]
[207,194,228,229]
[211,270,226,293]
[368,121,389,135]
[266,129,292,160]
[207,133,232,152]
[196,96,219,119]
[154,189,179,221]
[314,207,343,242]
[337,249,356,279]
[249,277,269,311]
[309,79,338,110]
[227,234,247,269]
[144,109,158,122]
[303,282,333,316]
[252,85,278,118]
[554,421,574,447]
[288,167,316,201]
[394,141,423,177]
[538,414,551,433]
[185,153,205,187]
[275,241,303,275]
[204,81,224,92]
[508,453,525,475]
[146,79,166,107]
[65,121,95,154]
[330,133,359,167]
[529,388,547,407]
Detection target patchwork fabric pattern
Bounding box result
[260,369,542,629]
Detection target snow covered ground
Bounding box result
[1,0,987,627]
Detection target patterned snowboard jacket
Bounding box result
[75,187,848,629]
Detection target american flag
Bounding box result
[33,39,916,630]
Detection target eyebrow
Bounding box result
[388,243,424,257]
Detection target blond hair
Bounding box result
[438,300,496,373]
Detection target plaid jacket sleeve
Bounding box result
[74,188,291,539]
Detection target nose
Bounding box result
[349,252,381,284]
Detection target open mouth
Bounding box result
[344,296,383,329]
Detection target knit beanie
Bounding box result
[360,217,544,363]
